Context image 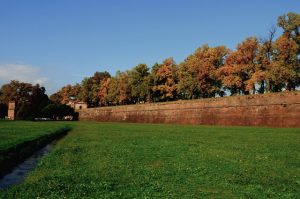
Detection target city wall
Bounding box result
[78,92,300,127]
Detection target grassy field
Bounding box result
[0,121,71,152]
[0,121,299,198]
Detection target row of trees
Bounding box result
[0,80,77,120]
[51,12,299,107]
[0,81,49,119]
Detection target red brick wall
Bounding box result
[78,92,300,127]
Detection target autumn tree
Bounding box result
[49,83,82,106]
[277,12,300,52]
[49,93,62,104]
[178,45,228,99]
[90,71,111,106]
[268,34,299,91]
[151,58,178,102]
[51,84,75,104]
[98,77,111,106]
[275,12,300,90]
[253,27,276,93]
[218,37,259,95]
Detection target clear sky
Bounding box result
[0,0,299,94]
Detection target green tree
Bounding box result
[0,80,51,119]
[42,104,77,120]
[129,64,150,103]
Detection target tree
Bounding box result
[254,27,276,93]
[277,12,300,52]
[98,77,111,106]
[49,93,62,104]
[276,12,300,90]
[0,103,7,119]
[105,77,119,105]
[151,58,178,101]
[178,45,228,99]
[0,80,51,119]
[50,84,82,105]
[78,77,93,105]
[268,34,299,91]
[116,71,131,105]
[76,71,110,107]
[218,37,259,95]
[91,71,111,106]
[41,104,77,120]
[129,64,150,103]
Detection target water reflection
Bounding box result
[0,140,56,189]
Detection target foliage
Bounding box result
[217,37,259,95]
[51,12,299,105]
[0,81,50,119]
[129,64,150,103]
[41,104,78,120]
[178,45,228,98]
[152,58,178,101]
[50,71,110,107]
[0,103,7,119]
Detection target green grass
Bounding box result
[0,122,299,198]
[0,121,72,152]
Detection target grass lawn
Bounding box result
[0,121,71,152]
[0,121,299,198]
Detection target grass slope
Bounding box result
[0,122,299,198]
[0,121,71,152]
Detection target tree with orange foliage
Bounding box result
[178,45,228,99]
[253,27,276,93]
[151,58,178,101]
[268,34,299,91]
[278,12,300,53]
[218,37,259,95]
[98,77,111,106]
[50,83,82,104]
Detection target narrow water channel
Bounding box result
[0,139,58,189]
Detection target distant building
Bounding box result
[74,101,88,110]
[67,101,88,110]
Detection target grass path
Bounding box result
[0,122,299,198]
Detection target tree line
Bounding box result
[1,12,298,113]
[0,80,77,120]
[51,13,299,107]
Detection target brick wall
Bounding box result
[78,92,300,127]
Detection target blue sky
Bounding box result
[0,0,299,94]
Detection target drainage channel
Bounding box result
[0,139,59,190]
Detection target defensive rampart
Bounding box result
[78,92,300,127]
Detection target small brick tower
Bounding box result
[8,101,15,120]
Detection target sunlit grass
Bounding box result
[1,121,299,198]
[0,121,72,152]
